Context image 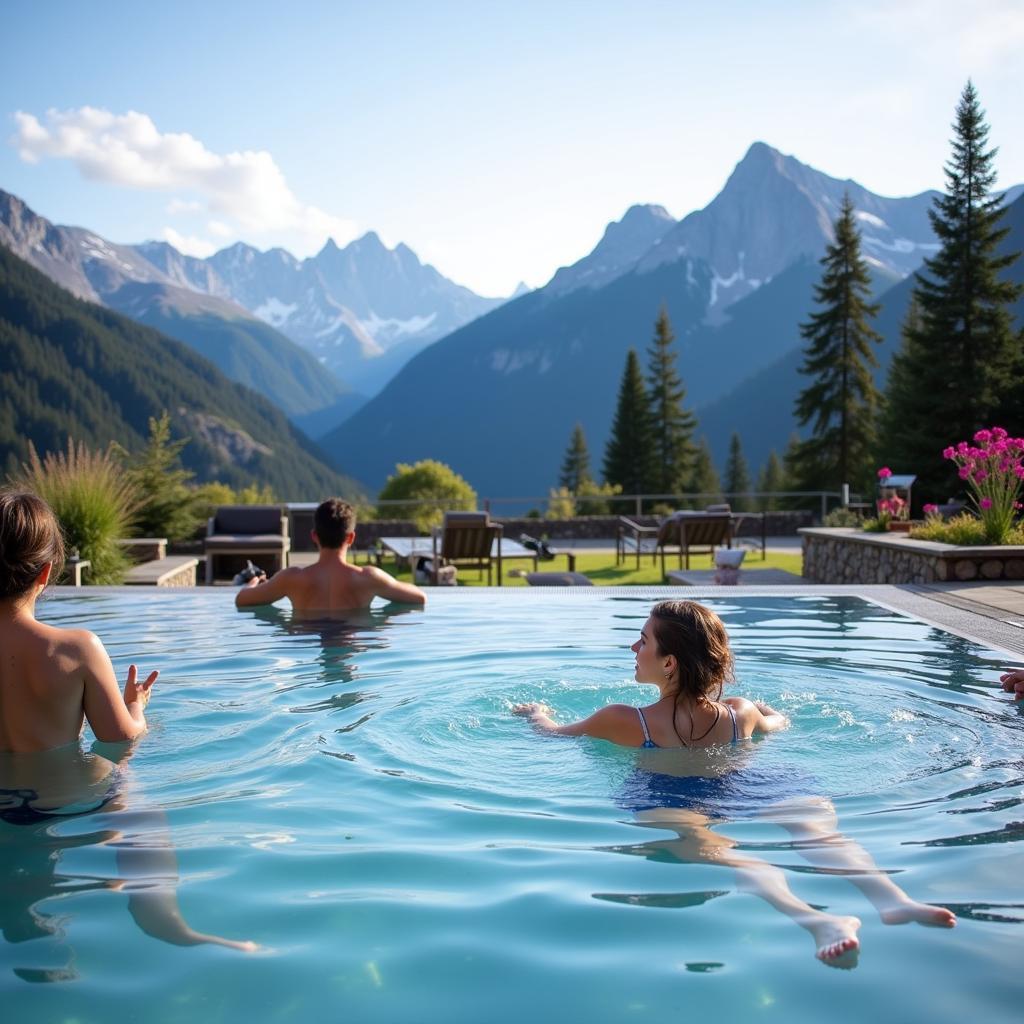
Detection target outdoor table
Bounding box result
[378,536,539,579]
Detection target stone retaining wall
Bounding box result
[801,527,1024,584]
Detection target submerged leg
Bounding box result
[109,807,259,952]
[767,797,956,929]
[634,807,861,968]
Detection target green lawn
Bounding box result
[381,549,803,587]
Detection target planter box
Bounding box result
[800,527,1024,584]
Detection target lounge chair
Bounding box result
[431,511,504,585]
[204,505,290,584]
[616,510,734,577]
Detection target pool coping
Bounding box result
[56,584,1024,658]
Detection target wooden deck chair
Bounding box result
[431,512,504,585]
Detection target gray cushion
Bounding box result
[213,506,285,535]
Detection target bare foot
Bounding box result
[811,915,861,969]
[880,899,956,928]
[205,935,260,953]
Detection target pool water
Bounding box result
[2,590,1021,1023]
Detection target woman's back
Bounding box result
[0,616,91,752]
[635,696,751,749]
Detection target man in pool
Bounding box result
[235,498,427,612]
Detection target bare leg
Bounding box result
[765,797,956,929]
[109,807,259,952]
[635,808,861,967]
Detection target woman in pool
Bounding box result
[0,491,158,753]
[0,490,256,957]
[513,599,956,968]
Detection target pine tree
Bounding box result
[645,306,697,497]
[603,349,656,495]
[791,193,882,493]
[882,81,1022,500]
[757,450,786,511]
[123,412,198,540]
[688,437,722,507]
[722,432,753,511]
[559,423,592,493]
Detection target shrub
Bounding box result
[190,481,278,534]
[823,506,861,527]
[377,460,477,531]
[910,512,1024,546]
[16,439,139,584]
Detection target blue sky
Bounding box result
[3,0,1022,295]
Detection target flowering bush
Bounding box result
[942,427,1024,543]
[874,466,908,524]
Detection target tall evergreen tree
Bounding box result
[791,193,882,492]
[559,423,592,493]
[603,349,656,495]
[688,437,722,507]
[882,81,1022,499]
[757,450,786,511]
[645,306,697,496]
[723,432,753,511]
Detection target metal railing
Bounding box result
[372,491,856,522]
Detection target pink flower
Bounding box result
[942,447,955,459]
[877,466,892,479]
[979,498,993,509]
[975,429,992,444]
[973,469,988,482]
[923,503,938,514]
[958,466,971,479]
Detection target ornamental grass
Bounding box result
[16,439,140,584]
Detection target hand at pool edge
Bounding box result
[998,669,1024,701]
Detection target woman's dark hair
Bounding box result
[0,491,66,599]
[649,600,735,742]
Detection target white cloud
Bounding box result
[12,106,359,250]
[855,0,1024,71]
[162,227,217,259]
[167,198,202,215]
[207,220,233,238]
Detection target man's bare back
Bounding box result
[235,550,426,612]
[235,498,426,614]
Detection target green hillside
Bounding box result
[0,245,364,498]
[106,281,355,419]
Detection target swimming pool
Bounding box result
[2,590,1021,1022]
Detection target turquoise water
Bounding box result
[2,590,1021,1022]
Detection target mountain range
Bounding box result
[329,142,1024,499]
[0,189,508,429]
[0,244,360,497]
[5,140,1022,505]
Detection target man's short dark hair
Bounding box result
[314,498,356,549]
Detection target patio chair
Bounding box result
[204,505,290,584]
[431,511,504,585]
[617,510,734,576]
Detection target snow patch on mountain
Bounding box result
[358,310,438,344]
[254,297,298,327]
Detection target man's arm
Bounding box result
[235,567,300,608]
[364,566,427,606]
